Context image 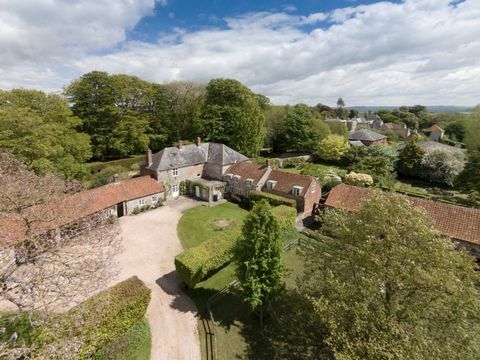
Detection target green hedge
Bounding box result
[86,155,145,174]
[175,227,240,288]
[42,276,151,359]
[94,318,151,360]
[249,190,297,209]
[272,205,297,232]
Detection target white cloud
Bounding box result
[1,0,480,106]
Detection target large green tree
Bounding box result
[282,104,330,152]
[315,134,350,162]
[235,201,284,326]
[397,138,424,177]
[465,107,480,151]
[421,149,465,186]
[455,151,480,192]
[0,89,91,178]
[301,192,480,359]
[200,78,265,157]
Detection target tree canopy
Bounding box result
[200,78,266,157]
[397,138,424,177]
[0,89,91,178]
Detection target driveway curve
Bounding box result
[114,198,201,360]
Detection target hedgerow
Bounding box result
[249,190,297,209]
[175,227,240,288]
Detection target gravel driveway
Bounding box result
[114,198,201,360]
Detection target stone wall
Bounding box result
[124,192,164,215]
[157,164,205,197]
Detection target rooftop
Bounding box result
[325,184,480,246]
[225,161,269,184]
[349,128,387,142]
[426,124,444,133]
[265,169,315,197]
[148,142,248,171]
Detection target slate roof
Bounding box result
[397,141,464,153]
[225,161,270,184]
[148,143,248,171]
[325,184,480,246]
[349,140,365,147]
[0,176,164,249]
[349,128,387,141]
[265,170,315,197]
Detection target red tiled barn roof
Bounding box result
[225,161,269,184]
[426,124,444,133]
[0,176,164,249]
[325,184,480,246]
[266,170,315,197]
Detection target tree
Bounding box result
[351,155,395,186]
[0,89,91,178]
[348,109,359,119]
[335,97,346,119]
[283,104,330,152]
[301,192,480,359]
[0,153,120,356]
[455,151,480,192]
[465,107,480,151]
[336,97,345,109]
[326,121,348,137]
[397,138,424,177]
[235,201,284,327]
[264,105,288,151]
[316,134,350,162]
[200,78,265,157]
[421,149,465,186]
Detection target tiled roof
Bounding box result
[225,161,269,184]
[0,176,164,249]
[349,129,387,141]
[265,170,315,197]
[325,184,480,246]
[426,124,444,133]
[383,122,406,130]
[148,143,248,171]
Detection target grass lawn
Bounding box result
[177,202,249,249]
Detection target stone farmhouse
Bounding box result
[349,128,388,146]
[324,184,480,258]
[224,161,321,216]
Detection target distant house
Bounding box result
[324,184,480,258]
[0,176,164,249]
[140,138,248,200]
[382,122,411,139]
[349,129,387,146]
[223,161,321,216]
[424,124,444,141]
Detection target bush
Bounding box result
[88,165,126,188]
[175,227,240,288]
[41,277,151,359]
[249,190,297,209]
[94,318,151,360]
[345,172,374,187]
[86,155,145,174]
[282,158,306,168]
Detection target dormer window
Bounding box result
[172,168,179,177]
[245,178,253,186]
[292,186,303,196]
[267,180,277,190]
[225,173,233,180]
[233,175,241,182]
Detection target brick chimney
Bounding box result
[178,140,183,149]
[146,148,152,167]
[196,137,202,146]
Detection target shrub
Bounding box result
[94,318,151,360]
[272,205,297,231]
[249,190,297,209]
[175,227,240,288]
[282,158,306,168]
[39,277,151,359]
[345,172,374,187]
[88,165,126,188]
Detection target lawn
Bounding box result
[177,202,249,249]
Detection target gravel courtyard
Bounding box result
[114,198,201,360]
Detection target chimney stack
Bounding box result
[178,140,183,149]
[196,137,202,146]
[146,148,152,167]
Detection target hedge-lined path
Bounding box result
[115,197,202,360]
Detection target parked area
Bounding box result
[113,198,201,360]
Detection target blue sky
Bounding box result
[1,0,479,106]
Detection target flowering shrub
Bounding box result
[344,172,374,187]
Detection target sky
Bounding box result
[1,0,479,106]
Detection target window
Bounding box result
[172,168,179,177]
[245,178,253,186]
[225,173,233,180]
[267,180,277,190]
[311,182,317,193]
[139,199,145,206]
[172,184,179,193]
[152,195,158,202]
[233,175,241,182]
[292,186,303,196]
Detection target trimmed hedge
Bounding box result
[44,276,151,359]
[86,155,145,174]
[249,190,297,209]
[175,227,240,288]
[94,318,151,360]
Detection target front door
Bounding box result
[172,184,179,198]
[117,202,124,217]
